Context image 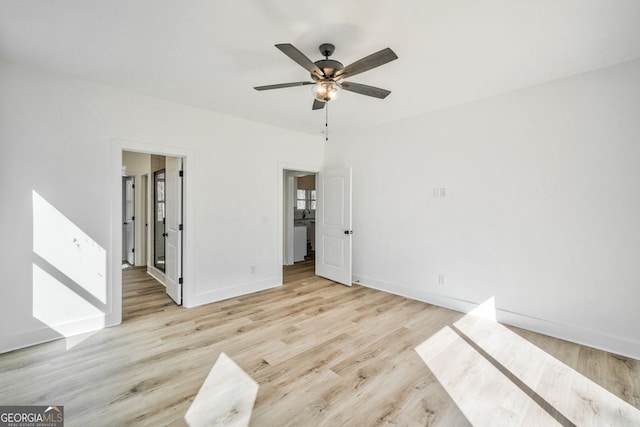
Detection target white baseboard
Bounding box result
[353,274,640,360]
[0,313,116,354]
[0,328,61,354]
[146,267,166,287]
[184,277,281,308]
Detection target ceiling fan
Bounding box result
[254,43,398,110]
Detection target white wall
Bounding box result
[3,55,638,358]
[325,60,640,359]
[0,60,324,353]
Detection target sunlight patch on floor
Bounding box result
[184,352,259,427]
[454,310,640,426]
[416,297,640,426]
[416,326,561,425]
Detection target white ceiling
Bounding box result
[2,0,640,136]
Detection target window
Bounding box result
[310,190,316,210]
[297,189,316,210]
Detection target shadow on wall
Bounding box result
[32,190,107,349]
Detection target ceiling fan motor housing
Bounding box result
[311,59,344,80]
[319,43,335,57]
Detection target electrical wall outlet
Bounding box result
[438,274,446,285]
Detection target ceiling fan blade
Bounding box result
[254,81,314,91]
[276,44,325,79]
[334,48,398,80]
[340,81,391,99]
[312,99,326,110]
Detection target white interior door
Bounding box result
[141,174,148,267]
[316,167,352,286]
[284,175,295,265]
[122,176,135,265]
[165,157,183,304]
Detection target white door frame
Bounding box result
[283,169,318,266]
[111,139,194,325]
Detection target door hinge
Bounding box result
[132,184,135,188]
[132,248,135,253]
[179,224,183,231]
[132,216,135,221]
[179,170,184,177]
[178,277,183,285]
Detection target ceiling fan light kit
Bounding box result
[311,80,341,102]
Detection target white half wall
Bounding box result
[0,60,324,353]
[325,59,640,359]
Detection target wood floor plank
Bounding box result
[0,261,638,426]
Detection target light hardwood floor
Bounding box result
[1,262,638,426]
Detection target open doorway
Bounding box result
[283,170,317,267]
[121,151,184,306]
[280,166,354,287]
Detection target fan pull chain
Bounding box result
[325,102,329,142]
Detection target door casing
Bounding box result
[278,163,352,287]
[112,140,193,326]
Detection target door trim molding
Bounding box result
[111,139,194,325]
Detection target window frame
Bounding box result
[296,189,316,210]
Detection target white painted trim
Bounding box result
[185,278,281,308]
[146,268,166,287]
[496,310,640,361]
[111,139,195,316]
[1,330,61,354]
[0,314,105,354]
[354,274,640,360]
[353,274,479,313]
